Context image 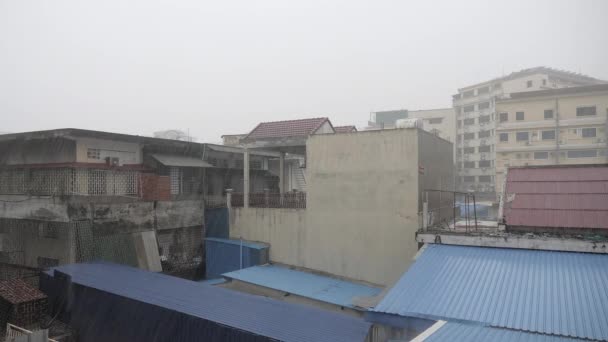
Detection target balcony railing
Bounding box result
[230,192,306,209]
[0,168,139,197]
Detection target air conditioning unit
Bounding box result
[105,157,120,166]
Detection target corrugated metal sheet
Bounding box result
[222,265,382,309]
[245,118,331,140]
[205,238,269,279]
[151,154,213,168]
[371,244,608,341]
[504,166,608,229]
[425,322,585,342]
[41,263,371,342]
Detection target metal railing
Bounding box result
[230,192,306,209]
[421,189,478,232]
[5,324,58,342]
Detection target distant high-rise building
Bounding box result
[453,67,604,197]
[494,83,608,191]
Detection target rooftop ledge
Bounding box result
[416,229,608,254]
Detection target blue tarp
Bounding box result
[204,207,229,239]
[41,262,371,342]
[205,238,269,279]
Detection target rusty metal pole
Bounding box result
[473,193,478,231]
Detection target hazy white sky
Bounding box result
[1,0,607,142]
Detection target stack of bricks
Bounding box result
[140,174,171,201]
[0,279,48,328]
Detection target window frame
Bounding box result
[516,131,529,142]
[541,130,556,140]
[516,111,525,121]
[544,109,554,119]
[576,106,597,117]
[567,150,597,158]
[534,151,549,160]
[581,127,597,138]
[499,133,509,142]
[499,112,508,122]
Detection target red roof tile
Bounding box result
[334,126,357,133]
[504,165,608,229]
[245,118,333,140]
[0,279,47,304]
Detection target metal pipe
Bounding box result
[453,191,456,230]
[473,194,478,231]
[240,237,243,269]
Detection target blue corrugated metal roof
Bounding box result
[205,237,268,250]
[222,265,382,309]
[46,263,370,342]
[426,322,585,342]
[371,244,608,341]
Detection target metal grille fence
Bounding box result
[231,192,306,209]
[0,168,139,196]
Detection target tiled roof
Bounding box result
[245,118,333,140]
[370,244,608,341]
[504,165,608,229]
[0,279,47,304]
[334,125,357,133]
[222,264,382,310]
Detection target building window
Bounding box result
[463,176,475,182]
[464,147,475,154]
[499,133,509,142]
[542,79,547,86]
[478,130,491,138]
[499,112,508,122]
[428,118,443,124]
[534,152,549,159]
[479,175,492,182]
[477,86,490,94]
[544,109,553,119]
[478,102,490,110]
[478,145,491,152]
[464,133,475,140]
[463,105,475,113]
[526,80,533,88]
[576,106,596,116]
[581,128,597,138]
[541,130,556,140]
[464,118,475,125]
[479,115,490,124]
[251,160,262,169]
[479,160,491,168]
[516,111,525,120]
[87,148,101,159]
[516,132,529,141]
[567,150,597,158]
[464,161,475,168]
[463,90,475,98]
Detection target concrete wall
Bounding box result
[408,108,456,144]
[230,129,454,286]
[0,137,76,165]
[75,137,141,165]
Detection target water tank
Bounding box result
[396,118,424,129]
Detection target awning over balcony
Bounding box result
[151,154,213,168]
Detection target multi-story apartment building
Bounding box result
[368,108,456,143]
[453,67,604,197]
[495,84,608,191]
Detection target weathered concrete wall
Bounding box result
[75,137,141,165]
[0,137,76,165]
[305,129,420,285]
[0,196,71,222]
[229,208,307,267]
[231,129,439,286]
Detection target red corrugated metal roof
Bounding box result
[334,125,357,133]
[504,165,608,229]
[245,118,333,140]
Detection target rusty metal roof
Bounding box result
[504,165,608,229]
[0,279,46,304]
[244,118,333,140]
